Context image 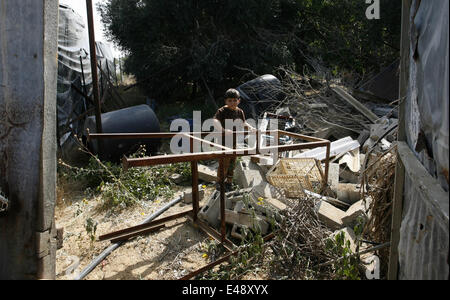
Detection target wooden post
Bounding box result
[219,158,226,242]
[190,137,199,221]
[0,0,58,279]
[388,0,411,280]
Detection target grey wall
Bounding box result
[0,0,58,279]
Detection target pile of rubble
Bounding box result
[185,73,398,278]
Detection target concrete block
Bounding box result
[183,187,205,204]
[250,155,275,166]
[234,158,265,188]
[198,164,218,182]
[264,198,287,211]
[223,209,269,235]
[342,200,368,227]
[315,201,346,230]
[197,190,233,228]
[251,182,281,200]
[333,183,361,205]
[339,167,359,184]
[328,163,340,189]
[330,227,358,253]
[231,202,246,240]
[170,173,184,184]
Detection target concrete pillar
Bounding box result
[0,0,58,279]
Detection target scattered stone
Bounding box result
[339,167,359,184]
[333,183,361,205]
[315,201,346,230]
[341,200,368,227]
[250,155,275,166]
[197,191,233,228]
[170,173,183,184]
[330,227,358,253]
[251,182,281,200]
[234,158,265,188]
[230,201,247,240]
[197,164,218,182]
[223,209,269,235]
[183,187,205,204]
[264,198,287,211]
[328,163,340,190]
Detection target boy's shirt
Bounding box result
[214,106,246,129]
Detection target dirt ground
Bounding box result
[55,184,230,280]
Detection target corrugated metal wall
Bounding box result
[395,0,449,280]
[399,175,449,280]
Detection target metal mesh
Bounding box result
[266,158,324,198]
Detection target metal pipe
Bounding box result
[75,195,183,280]
[85,0,103,153]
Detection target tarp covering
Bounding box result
[57,4,116,160]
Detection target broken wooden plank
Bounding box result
[331,86,379,123]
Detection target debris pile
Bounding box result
[194,69,399,278]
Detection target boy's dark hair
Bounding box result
[224,88,240,99]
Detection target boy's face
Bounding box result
[225,97,240,110]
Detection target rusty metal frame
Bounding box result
[88,129,331,279]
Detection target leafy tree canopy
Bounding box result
[99,0,401,101]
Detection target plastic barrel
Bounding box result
[84,104,161,161]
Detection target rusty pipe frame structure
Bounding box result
[88,129,331,279]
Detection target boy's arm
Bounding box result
[244,121,257,132]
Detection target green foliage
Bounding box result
[99,0,401,101]
[58,151,191,210]
[325,232,361,280]
[85,217,98,243]
[324,217,366,280]
[58,157,122,189]
[295,0,401,76]
[201,229,265,280]
[98,162,190,209]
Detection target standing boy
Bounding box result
[213,88,256,191]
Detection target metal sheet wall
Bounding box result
[398,174,449,280]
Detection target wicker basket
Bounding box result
[266,158,324,198]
